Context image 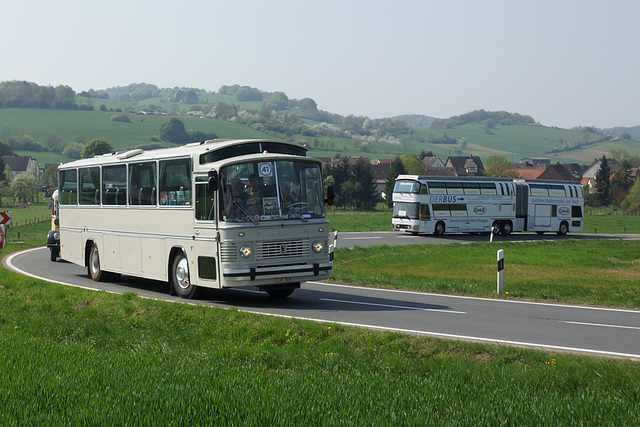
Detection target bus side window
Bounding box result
[79,167,100,205]
[129,162,157,206]
[59,169,78,205]
[195,177,215,221]
[159,158,191,206]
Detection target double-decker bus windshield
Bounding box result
[220,159,325,222]
[393,180,420,194]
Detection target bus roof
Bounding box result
[58,139,309,169]
[396,175,582,186]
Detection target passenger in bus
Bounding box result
[280,182,297,208]
[224,178,247,220]
[244,174,274,216]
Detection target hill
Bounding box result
[2,81,640,166]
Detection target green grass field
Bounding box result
[5,106,640,166]
[1,209,640,423]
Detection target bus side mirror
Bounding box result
[325,185,335,205]
[208,170,218,191]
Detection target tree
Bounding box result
[42,132,63,153]
[62,142,85,159]
[11,173,38,203]
[384,157,407,208]
[41,165,58,187]
[594,156,612,206]
[621,179,640,214]
[352,158,379,210]
[81,139,113,159]
[401,155,426,175]
[484,155,517,177]
[158,118,188,144]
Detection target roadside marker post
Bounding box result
[0,224,5,249]
[497,249,504,294]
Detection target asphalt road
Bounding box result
[5,240,640,361]
[335,230,640,248]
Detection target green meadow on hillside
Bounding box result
[2,107,639,166]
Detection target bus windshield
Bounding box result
[393,202,419,219]
[220,159,325,222]
[393,180,420,194]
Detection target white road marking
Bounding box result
[562,321,640,330]
[320,297,466,314]
[342,237,381,240]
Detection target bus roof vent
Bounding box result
[117,149,143,160]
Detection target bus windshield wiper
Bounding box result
[233,200,259,224]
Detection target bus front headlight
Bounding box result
[312,240,324,253]
[239,245,252,258]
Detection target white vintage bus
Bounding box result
[58,139,333,298]
[392,175,584,236]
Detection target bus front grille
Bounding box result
[220,242,238,263]
[256,239,309,260]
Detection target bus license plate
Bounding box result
[275,277,291,283]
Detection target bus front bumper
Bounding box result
[223,262,333,282]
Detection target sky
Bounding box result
[2,0,639,129]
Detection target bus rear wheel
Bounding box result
[500,221,513,235]
[557,221,569,236]
[171,252,199,299]
[433,222,445,235]
[88,244,121,282]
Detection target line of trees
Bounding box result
[0,81,83,109]
[323,157,379,210]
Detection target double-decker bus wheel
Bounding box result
[557,221,569,236]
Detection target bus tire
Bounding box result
[500,221,513,235]
[492,222,501,235]
[266,287,296,298]
[557,221,569,236]
[433,222,445,235]
[88,244,106,282]
[171,251,199,299]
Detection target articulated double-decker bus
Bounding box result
[57,139,333,298]
[392,175,584,236]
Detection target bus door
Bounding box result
[533,204,552,227]
[193,175,219,286]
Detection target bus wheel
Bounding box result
[434,222,445,235]
[492,222,501,235]
[500,221,513,235]
[171,252,199,299]
[266,288,296,298]
[88,244,105,282]
[557,221,569,236]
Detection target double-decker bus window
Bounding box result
[463,182,480,194]
[479,183,497,195]
[129,162,157,206]
[159,158,191,206]
[59,169,78,205]
[393,180,420,193]
[103,165,127,206]
[393,202,419,219]
[79,167,100,205]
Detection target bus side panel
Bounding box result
[120,235,142,274]
[60,229,84,265]
[141,237,167,281]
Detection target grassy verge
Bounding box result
[333,240,640,308]
[1,253,639,424]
